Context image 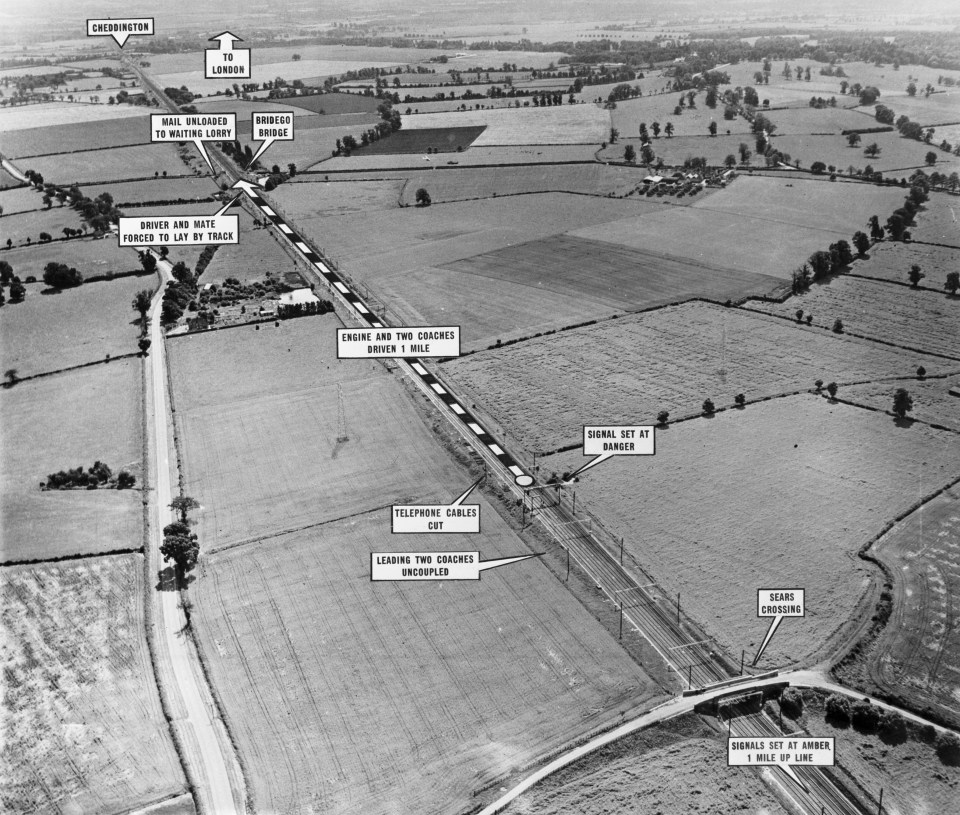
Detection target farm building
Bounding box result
[277,288,319,307]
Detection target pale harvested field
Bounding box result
[771,132,951,174]
[401,104,610,145]
[0,360,143,562]
[24,143,197,185]
[199,214,300,286]
[0,238,143,282]
[765,106,876,134]
[0,101,148,131]
[841,374,960,433]
[597,134,767,167]
[751,276,960,360]
[194,511,661,815]
[313,143,599,170]
[545,396,960,667]
[569,176,904,279]
[0,207,86,245]
[398,164,653,203]
[193,98,319,118]
[442,301,935,453]
[1,555,185,813]
[849,240,960,286]
[0,273,156,375]
[271,178,406,217]
[2,116,149,158]
[0,185,43,214]
[911,195,960,246]
[292,192,647,278]
[504,713,787,815]
[79,177,220,205]
[870,90,960,126]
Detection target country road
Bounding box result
[144,253,244,814]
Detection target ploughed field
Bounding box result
[849,240,960,288]
[441,301,937,455]
[543,396,960,669]
[1,555,186,813]
[175,314,665,814]
[0,360,143,562]
[351,125,487,154]
[839,374,960,433]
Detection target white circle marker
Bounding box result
[515,475,534,487]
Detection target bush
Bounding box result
[656,410,669,425]
[781,687,803,718]
[832,318,844,334]
[734,393,746,407]
[851,700,881,732]
[702,398,715,415]
[825,693,852,725]
[936,731,960,765]
[43,261,83,290]
[878,710,908,744]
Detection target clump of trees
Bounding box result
[42,261,82,290]
[415,188,431,206]
[161,495,201,586]
[44,461,135,490]
[277,298,335,319]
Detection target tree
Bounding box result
[640,144,655,164]
[852,231,870,256]
[609,128,619,144]
[791,264,811,294]
[702,398,715,415]
[42,262,82,289]
[724,154,737,169]
[623,144,636,163]
[892,388,913,418]
[656,410,669,425]
[738,142,751,163]
[664,122,674,138]
[139,251,158,274]
[160,533,199,582]
[886,213,907,241]
[781,688,804,718]
[946,272,960,295]
[832,318,844,334]
[651,121,660,138]
[847,133,861,147]
[734,393,746,407]
[4,369,18,386]
[415,188,431,207]
[138,337,152,356]
[925,151,937,166]
[809,250,832,280]
[869,215,884,241]
[851,701,881,732]
[864,143,880,157]
[743,86,759,107]
[708,121,717,137]
[826,381,838,398]
[287,163,297,177]
[0,261,12,284]
[936,731,960,765]
[133,289,153,333]
[169,495,200,523]
[811,161,827,175]
[8,279,25,303]
[908,264,925,287]
[906,81,917,96]
[825,693,851,724]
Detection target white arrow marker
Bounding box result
[206,31,251,80]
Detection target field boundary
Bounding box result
[3,351,142,386]
[301,159,601,175]
[1,545,144,568]
[14,141,155,160]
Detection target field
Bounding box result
[765,106,877,135]
[864,489,960,726]
[769,132,952,174]
[850,240,960,287]
[0,101,148,131]
[397,164,653,203]
[1,206,85,245]
[2,116,150,158]
[868,90,960,126]
[842,374,960,433]
[314,143,600,171]
[611,92,753,139]
[790,691,960,813]
[503,713,787,815]
[0,360,143,562]
[23,143,199,185]
[442,301,936,453]
[199,215,300,286]
[272,178,405,217]
[751,276,960,360]
[279,92,382,115]
[0,272,156,375]
[1,555,186,813]
[911,195,960,245]
[569,176,905,280]
[0,238,144,281]
[597,134,768,167]
[192,493,662,814]
[193,98,320,119]
[79,177,220,205]
[402,104,611,145]
[0,185,44,214]
[543,396,960,668]
[354,125,487,155]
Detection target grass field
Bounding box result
[2,116,150,158]
[611,92,753,139]
[0,206,85,245]
[544,396,960,668]
[397,164,653,203]
[0,360,143,562]
[765,106,877,135]
[569,176,905,280]
[281,92,382,115]
[911,195,960,246]
[192,494,661,814]
[355,125,487,155]
[868,90,960,126]
[0,185,44,214]
[597,133,767,167]
[0,271,156,375]
[751,276,960,360]
[402,104,610,145]
[0,237,145,281]
[849,240,960,287]
[313,143,600,171]
[0,101,148,131]
[23,143,198,185]
[442,301,936,454]
[199,214,300,285]
[503,713,787,815]
[271,178,406,217]
[1,555,185,813]
[79,177,220,205]
[770,131,949,174]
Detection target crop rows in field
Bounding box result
[840,374,960,433]
[751,276,960,360]
[79,177,219,205]
[911,196,960,246]
[1,555,184,813]
[199,215,301,285]
[194,511,661,815]
[0,185,45,213]
[0,102,148,134]
[545,396,960,668]
[24,143,200,186]
[357,125,487,155]
[442,301,935,454]
[2,116,150,158]
[849,240,960,287]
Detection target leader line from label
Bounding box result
[229,181,535,488]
